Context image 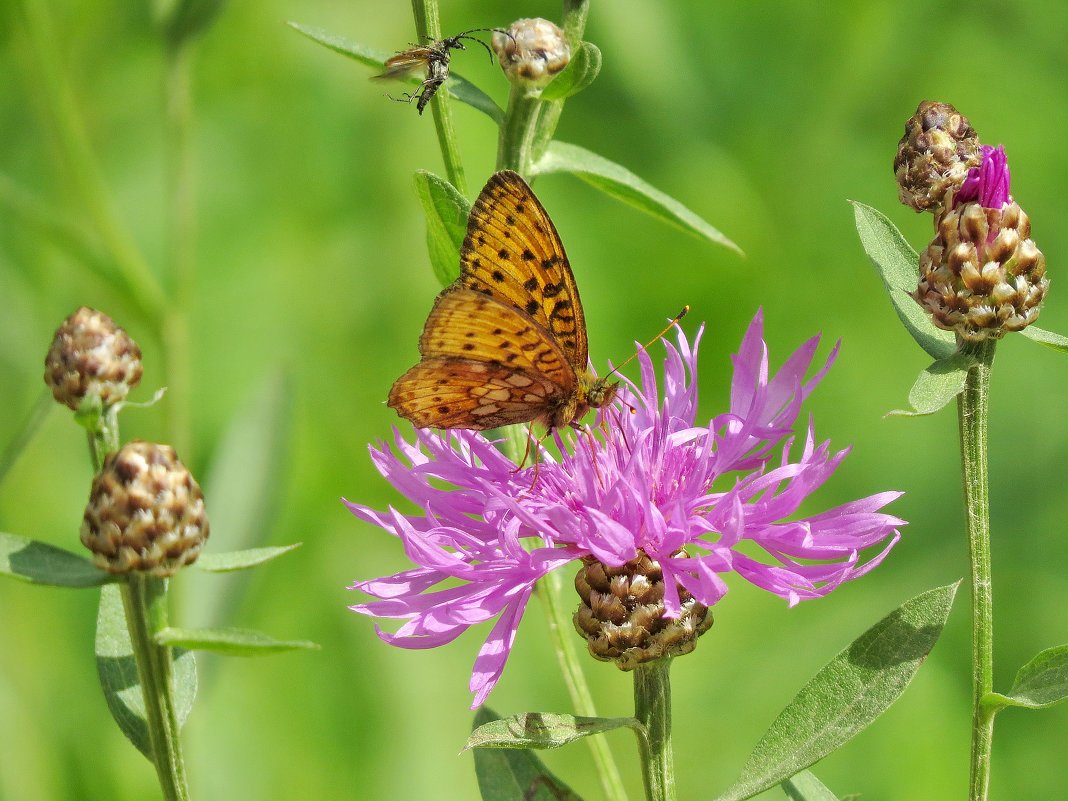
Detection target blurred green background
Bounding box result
[2,1,1066,799]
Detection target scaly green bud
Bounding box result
[44,307,143,412]
[81,441,209,576]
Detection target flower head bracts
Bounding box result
[345,312,904,706]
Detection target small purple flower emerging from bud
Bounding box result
[956,144,1010,209]
[345,313,904,707]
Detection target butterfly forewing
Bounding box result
[458,171,590,371]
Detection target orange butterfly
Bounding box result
[388,170,619,432]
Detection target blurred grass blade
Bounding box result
[850,201,956,360]
[185,369,292,625]
[472,707,586,800]
[540,42,601,101]
[782,770,841,801]
[0,532,116,587]
[465,712,638,751]
[286,22,502,122]
[886,353,974,417]
[154,0,227,45]
[194,544,301,572]
[0,390,53,488]
[533,141,741,254]
[95,584,197,758]
[713,582,959,801]
[990,645,1068,710]
[1020,325,1068,353]
[155,626,319,656]
[414,170,471,287]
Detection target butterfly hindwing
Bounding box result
[458,171,589,371]
[388,358,565,430]
[417,288,577,391]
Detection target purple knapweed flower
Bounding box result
[345,311,904,707]
[956,144,1010,209]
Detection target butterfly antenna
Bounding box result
[602,305,690,382]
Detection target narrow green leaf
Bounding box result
[0,532,116,587]
[540,42,601,101]
[194,544,301,573]
[713,582,959,801]
[155,626,320,656]
[996,645,1068,710]
[533,141,741,254]
[886,353,973,417]
[850,201,956,360]
[286,22,503,123]
[472,707,585,801]
[187,370,292,624]
[465,712,638,751]
[95,584,197,758]
[782,770,842,801]
[414,170,471,287]
[286,21,391,70]
[1020,325,1068,353]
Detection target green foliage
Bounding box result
[535,141,741,253]
[850,201,955,360]
[0,532,116,587]
[713,583,958,801]
[1021,325,1068,353]
[988,645,1068,711]
[540,42,601,101]
[414,171,470,287]
[471,708,585,801]
[95,584,197,758]
[782,771,842,801]
[155,626,319,656]
[194,544,301,572]
[466,712,638,751]
[887,352,974,417]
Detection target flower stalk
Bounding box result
[634,660,675,801]
[409,0,467,195]
[120,574,190,801]
[958,337,996,801]
[89,401,192,801]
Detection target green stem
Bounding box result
[121,575,190,801]
[162,39,196,459]
[633,660,675,801]
[410,0,467,195]
[497,89,543,175]
[18,0,165,323]
[536,574,630,801]
[958,338,996,801]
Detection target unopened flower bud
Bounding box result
[894,100,981,213]
[44,307,142,411]
[573,551,713,670]
[81,441,209,576]
[915,146,1047,340]
[492,18,570,88]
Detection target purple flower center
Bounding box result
[956,144,1010,209]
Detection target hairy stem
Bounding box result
[958,338,996,801]
[634,660,675,801]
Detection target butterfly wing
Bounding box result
[458,171,590,371]
[389,359,564,430]
[388,288,577,430]
[373,48,433,80]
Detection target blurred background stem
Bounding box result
[958,338,996,801]
[162,38,196,460]
[18,0,165,324]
